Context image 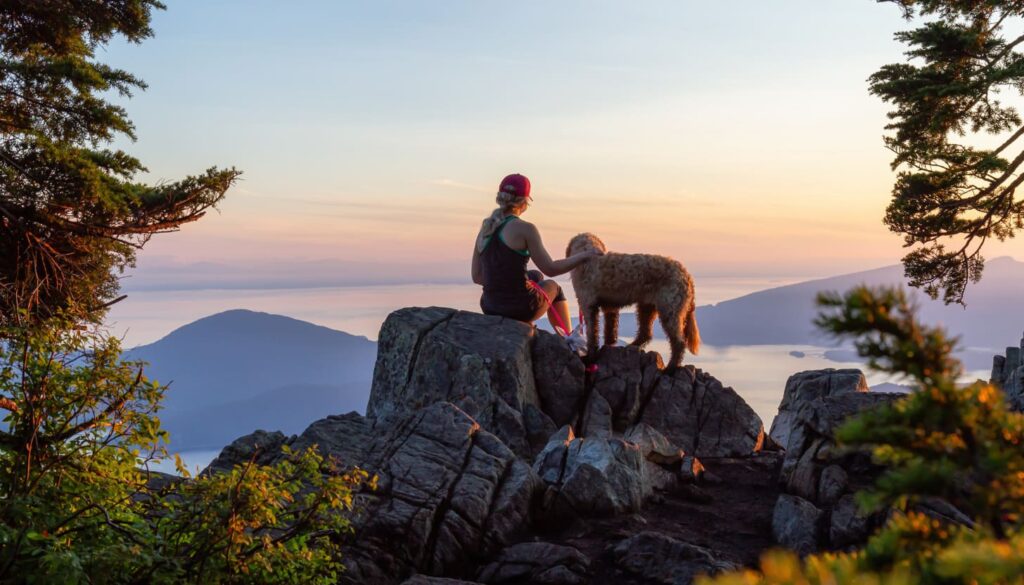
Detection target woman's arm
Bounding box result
[523,223,600,277]
[471,242,484,285]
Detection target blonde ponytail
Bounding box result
[475,191,528,252]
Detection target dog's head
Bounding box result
[566,232,607,257]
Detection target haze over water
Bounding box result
[109,275,810,347]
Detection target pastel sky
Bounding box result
[105,0,1024,290]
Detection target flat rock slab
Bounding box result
[478,542,590,585]
[611,531,738,585]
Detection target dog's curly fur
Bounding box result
[567,233,701,370]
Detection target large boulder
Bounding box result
[639,366,765,457]
[532,426,646,517]
[769,369,868,450]
[611,531,737,584]
[368,308,555,457]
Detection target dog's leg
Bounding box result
[658,307,685,371]
[584,303,601,361]
[631,304,657,347]
[603,307,619,346]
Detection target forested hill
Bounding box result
[127,310,377,450]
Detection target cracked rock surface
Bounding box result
[639,366,765,457]
[343,402,542,582]
[368,308,555,457]
[532,426,647,517]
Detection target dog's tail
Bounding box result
[685,306,701,355]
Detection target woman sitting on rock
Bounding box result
[471,173,601,332]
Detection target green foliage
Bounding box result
[701,285,1024,584]
[817,286,1024,536]
[871,1,1024,304]
[0,320,369,583]
[141,446,370,585]
[0,1,240,326]
[0,315,165,582]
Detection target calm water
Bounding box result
[113,279,989,475]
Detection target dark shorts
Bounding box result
[481,270,565,323]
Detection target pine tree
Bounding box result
[0,0,239,326]
[870,0,1024,304]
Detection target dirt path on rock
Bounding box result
[545,452,782,584]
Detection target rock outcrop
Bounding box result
[772,389,901,553]
[991,332,1024,412]
[207,307,783,584]
[769,369,868,451]
[366,309,765,462]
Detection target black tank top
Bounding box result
[479,216,541,320]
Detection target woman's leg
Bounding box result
[541,279,572,335]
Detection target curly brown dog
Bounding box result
[566,233,700,370]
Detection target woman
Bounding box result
[471,173,600,333]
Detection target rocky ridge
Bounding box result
[991,331,1024,412]
[205,307,911,584]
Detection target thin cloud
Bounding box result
[429,178,494,193]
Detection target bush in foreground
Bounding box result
[701,286,1024,585]
[0,320,368,584]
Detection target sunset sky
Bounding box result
[105,1,1024,291]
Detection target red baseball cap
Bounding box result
[499,173,531,200]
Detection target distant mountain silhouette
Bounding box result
[601,257,1024,352]
[127,310,377,450]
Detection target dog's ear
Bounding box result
[579,232,606,253]
[566,233,583,257]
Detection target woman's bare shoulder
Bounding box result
[510,217,537,233]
